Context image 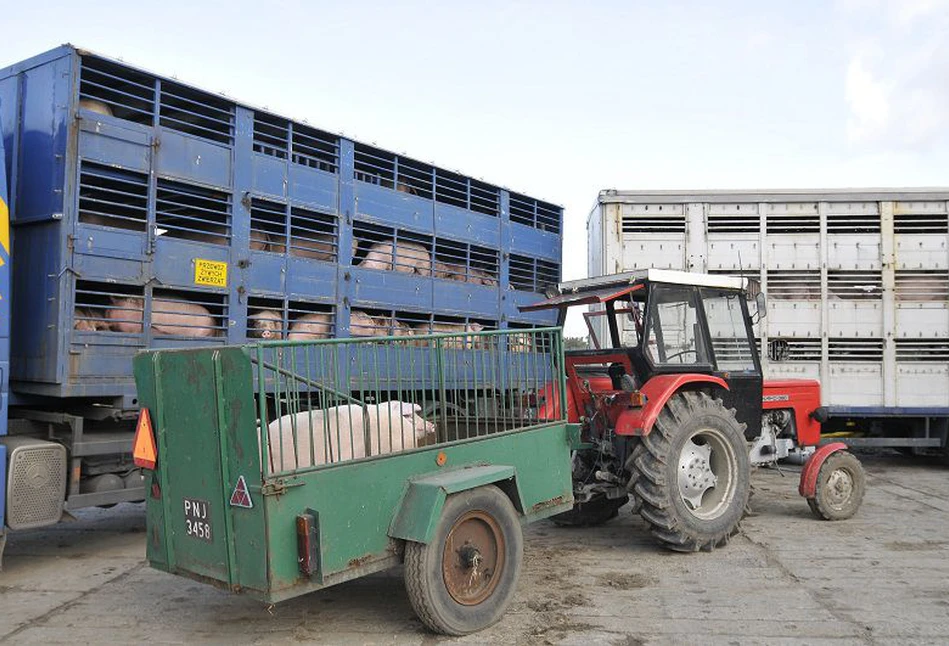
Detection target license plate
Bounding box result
[183,497,213,542]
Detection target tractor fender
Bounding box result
[388,464,519,544]
[798,442,848,498]
[614,374,729,436]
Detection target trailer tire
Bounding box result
[403,485,523,635]
[633,391,750,552]
[807,451,865,521]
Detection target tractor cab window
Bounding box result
[700,289,757,372]
[644,285,709,366]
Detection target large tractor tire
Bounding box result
[403,485,523,635]
[807,451,865,521]
[631,391,750,552]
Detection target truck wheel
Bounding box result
[550,494,629,527]
[807,451,865,521]
[633,391,750,552]
[403,485,523,635]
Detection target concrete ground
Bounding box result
[2,452,948,645]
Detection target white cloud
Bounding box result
[845,54,890,143]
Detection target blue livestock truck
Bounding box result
[0,45,563,563]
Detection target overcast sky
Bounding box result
[5,0,948,334]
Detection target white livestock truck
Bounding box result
[587,188,949,457]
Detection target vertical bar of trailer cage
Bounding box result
[304,343,316,468]
[289,344,303,470]
[416,338,429,445]
[435,338,448,439]
[372,339,382,458]
[317,343,331,465]
[211,352,238,586]
[471,332,481,438]
[461,333,470,440]
[271,345,288,471]
[330,342,343,464]
[556,330,567,423]
[256,344,271,476]
[395,335,405,450]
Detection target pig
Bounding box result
[105,296,216,336]
[508,331,533,353]
[250,229,272,252]
[428,322,485,349]
[161,222,230,246]
[73,307,109,331]
[349,310,388,337]
[470,267,499,287]
[264,401,436,472]
[287,311,333,340]
[79,98,113,116]
[249,309,284,340]
[359,240,431,276]
[433,260,467,282]
[288,234,334,261]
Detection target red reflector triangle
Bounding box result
[230,475,253,509]
[133,408,157,470]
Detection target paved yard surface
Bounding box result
[2,453,948,645]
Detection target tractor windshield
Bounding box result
[644,285,709,366]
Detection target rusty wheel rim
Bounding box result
[441,510,504,606]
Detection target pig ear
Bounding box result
[399,402,417,416]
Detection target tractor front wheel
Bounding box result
[632,391,750,552]
[807,451,865,520]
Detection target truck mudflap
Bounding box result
[798,441,848,498]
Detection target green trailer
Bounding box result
[132,328,577,635]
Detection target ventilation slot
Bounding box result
[827,205,880,234]
[622,205,685,233]
[707,205,759,233]
[395,158,434,200]
[354,144,395,189]
[766,270,820,300]
[156,179,231,245]
[352,221,433,275]
[151,288,228,338]
[434,168,468,210]
[78,162,148,231]
[79,55,155,124]
[73,281,144,334]
[828,270,882,300]
[286,206,337,262]
[828,339,883,362]
[894,203,949,234]
[287,301,335,340]
[158,80,234,145]
[509,254,560,293]
[766,204,819,234]
[249,198,286,253]
[292,123,339,174]
[248,296,286,340]
[895,339,949,362]
[433,240,499,286]
[509,193,562,233]
[253,113,288,160]
[895,270,949,302]
[767,338,821,362]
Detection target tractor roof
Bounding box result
[520,269,748,312]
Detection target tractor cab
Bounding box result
[523,269,766,439]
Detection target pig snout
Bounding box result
[250,310,284,340]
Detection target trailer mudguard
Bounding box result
[614,374,729,436]
[798,442,848,498]
[389,465,519,544]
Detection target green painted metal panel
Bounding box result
[388,464,516,543]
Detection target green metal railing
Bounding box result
[251,327,567,476]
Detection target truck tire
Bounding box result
[550,494,628,527]
[632,391,750,552]
[807,451,865,521]
[403,485,523,635]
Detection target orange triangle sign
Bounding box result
[230,475,253,508]
[133,408,157,469]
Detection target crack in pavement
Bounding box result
[0,560,147,643]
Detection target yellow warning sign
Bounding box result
[194,259,228,287]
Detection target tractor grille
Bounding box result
[4,439,67,530]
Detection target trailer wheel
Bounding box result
[633,391,750,552]
[403,485,523,635]
[807,451,865,521]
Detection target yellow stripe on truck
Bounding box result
[0,197,8,255]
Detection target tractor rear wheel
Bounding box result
[632,391,750,552]
[807,451,865,520]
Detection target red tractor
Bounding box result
[522,269,866,551]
